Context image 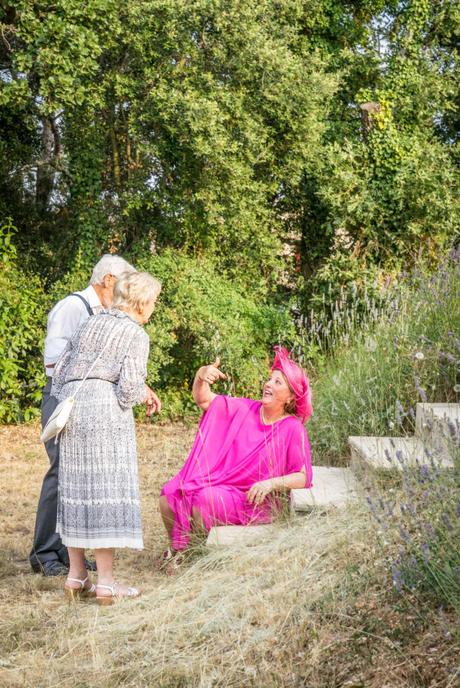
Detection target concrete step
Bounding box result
[291,465,357,512]
[349,435,453,471]
[206,524,277,547]
[415,403,459,457]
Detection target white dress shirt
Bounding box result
[44,285,103,374]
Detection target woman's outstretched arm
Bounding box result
[192,357,227,411]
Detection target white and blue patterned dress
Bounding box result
[51,308,149,549]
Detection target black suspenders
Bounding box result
[70,292,94,316]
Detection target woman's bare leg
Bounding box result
[67,547,89,589]
[191,505,206,533]
[159,495,175,542]
[94,548,114,585]
[94,548,140,597]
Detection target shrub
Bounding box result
[0,238,294,422]
[301,249,460,462]
[0,219,47,422]
[140,250,295,417]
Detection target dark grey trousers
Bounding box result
[29,379,68,570]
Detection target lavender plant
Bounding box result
[299,249,460,462]
[367,427,460,612]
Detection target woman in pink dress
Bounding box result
[159,347,313,560]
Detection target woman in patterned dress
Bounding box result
[51,271,161,603]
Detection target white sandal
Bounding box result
[158,548,185,575]
[64,575,97,601]
[96,582,140,606]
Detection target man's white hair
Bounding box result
[90,254,136,285]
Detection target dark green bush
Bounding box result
[0,220,47,422]
[141,250,295,417]
[0,238,295,422]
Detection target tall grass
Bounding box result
[367,436,460,614]
[300,249,460,463]
[296,248,460,615]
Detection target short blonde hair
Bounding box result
[112,271,162,311]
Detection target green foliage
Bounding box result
[0,0,459,422]
[0,219,47,422]
[140,250,294,416]
[1,0,121,113]
[304,251,460,462]
[295,0,460,297]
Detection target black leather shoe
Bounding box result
[37,560,69,576]
[85,558,97,572]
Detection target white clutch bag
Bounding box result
[40,396,75,443]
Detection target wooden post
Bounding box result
[360,101,381,137]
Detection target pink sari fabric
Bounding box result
[161,395,312,550]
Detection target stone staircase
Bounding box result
[206,402,458,547]
[349,402,458,471]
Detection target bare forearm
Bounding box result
[192,359,225,410]
[271,471,306,491]
[247,470,307,505]
[192,372,215,411]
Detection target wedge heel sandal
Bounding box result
[64,575,96,601]
[96,583,140,605]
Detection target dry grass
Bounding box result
[0,424,458,688]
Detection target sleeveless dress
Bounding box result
[51,309,149,549]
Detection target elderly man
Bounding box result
[30,254,160,576]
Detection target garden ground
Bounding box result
[0,423,458,688]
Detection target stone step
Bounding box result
[349,435,453,471]
[206,524,277,547]
[290,465,357,512]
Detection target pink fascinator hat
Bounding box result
[271,346,312,422]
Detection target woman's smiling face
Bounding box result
[261,369,294,413]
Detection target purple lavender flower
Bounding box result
[395,400,405,426]
[408,555,418,569]
[366,496,382,523]
[421,543,431,565]
[419,465,430,481]
[398,526,412,544]
[414,376,427,403]
[441,513,453,531]
[447,419,459,441]
[391,564,403,591]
